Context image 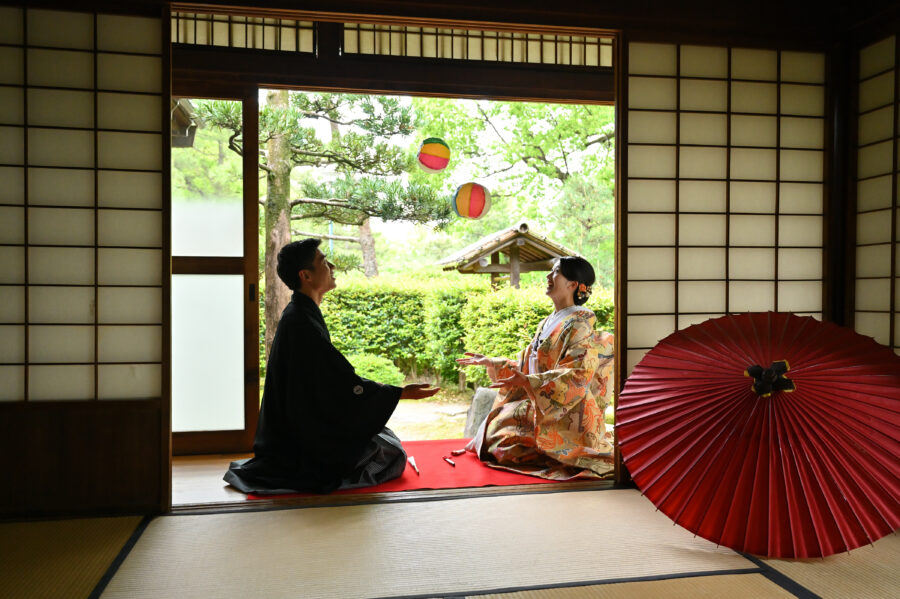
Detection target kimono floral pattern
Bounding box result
[480,310,615,480]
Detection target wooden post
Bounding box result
[458,370,466,391]
[490,252,501,289]
[510,245,521,288]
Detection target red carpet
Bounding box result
[246,439,559,499]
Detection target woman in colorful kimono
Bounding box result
[457,256,615,480]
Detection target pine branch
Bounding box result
[292,230,361,243]
[290,198,351,208]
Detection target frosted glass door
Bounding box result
[172,274,244,431]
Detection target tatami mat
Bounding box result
[761,532,900,599]
[474,573,796,598]
[0,516,141,599]
[101,490,756,598]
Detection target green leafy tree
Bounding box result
[195,92,452,356]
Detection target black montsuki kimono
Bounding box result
[225,291,406,494]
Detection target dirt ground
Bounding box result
[386,399,472,440]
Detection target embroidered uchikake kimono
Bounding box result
[475,307,615,480]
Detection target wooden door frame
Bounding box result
[170,85,260,455]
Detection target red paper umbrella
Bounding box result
[617,312,900,558]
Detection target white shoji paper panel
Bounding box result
[731,148,777,180]
[781,118,824,149]
[627,281,675,313]
[98,132,162,170]
[780,183,823,213]
[628,146,676,178]
[679,112,727,145]
[28,247,94,285]
[855,312,891,345]
[855,279,892,311]
[731,115,777,147]
[781,85,825,116]
[29,286,94,323]
[858,140,894,179]
[97,54,161,93]
[679,147,726,179]
[28,365,93,401]
[27,9,93,49]
[680,181,726,212]
[729,281,775,311]
[732,48,777,80]
[0,127,25,164]
[731,82,777,113]
[98,249,162,285]
[98,325,161,362]
[98,93,162,132]
[680,45,728,78]
[0,6,23,43]
[97,14,161,54]
[680,79,727,111]
[28,128,94,168]
[780,150,823,181]
[778,248,823,279]
[28,168,94,207]
[628,77,677,110]
[0,86,23,125]
[857,210,893,244]
[781,52,825,83]
[628,213,676,246]
[856,245,892,277]
[629,43,676,75]
[858,71,895,113]
[731,182,776,213]
[677,313,725,331]
[27,49,93,89]
[679,281,726,312]
[778,281,822,312]
[28,207,94,246]
[627,111,676,144]
[98,364,161,400]
[0,286,24,322]
[0,206,23,243]
[679,247,726,279]
[780,215,823,246]
[0,247,24,283]
[0,366,24,401]
[98,210,162,248]
[27,89,94,129]
[859,36,895,79]
[679,214,726,245]
[0,325,24,362]
[730,215,776,246]
[627,315,675,348]
[857,106,893,146]
[0,47,24,84]
[29,325,93,363]
[730,248,776,279]
[0,167,24,204]
[99,287,162,324]
[625,349,648,376]
[627,247,675,280]
[628,179,676,211]
[98,171,162,209]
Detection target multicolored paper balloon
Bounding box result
[417,137,451,173]
[451,182,491,219]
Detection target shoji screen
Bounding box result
[855,35,898,355]
[0,7,164,401]
[624,43,826,373]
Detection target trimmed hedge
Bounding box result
[346,353,406,386]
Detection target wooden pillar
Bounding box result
[510,245,521,288]
[490,252,501,288]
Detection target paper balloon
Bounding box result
[452,182,491,219]
[417,137,451,173]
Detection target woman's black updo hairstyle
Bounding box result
[557,256,596,306]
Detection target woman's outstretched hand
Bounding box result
[400,383,441,400]
[489,368,529,390]
[456,352,491,368]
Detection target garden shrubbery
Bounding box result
[262,273,614,387]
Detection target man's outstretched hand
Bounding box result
[400,383,441,400]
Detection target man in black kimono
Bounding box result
[225,238,438,494]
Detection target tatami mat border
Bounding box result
[88,515,153,599]
[739,554,823,599]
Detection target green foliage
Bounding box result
[423,286,487,381]
[346,353,406,386]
